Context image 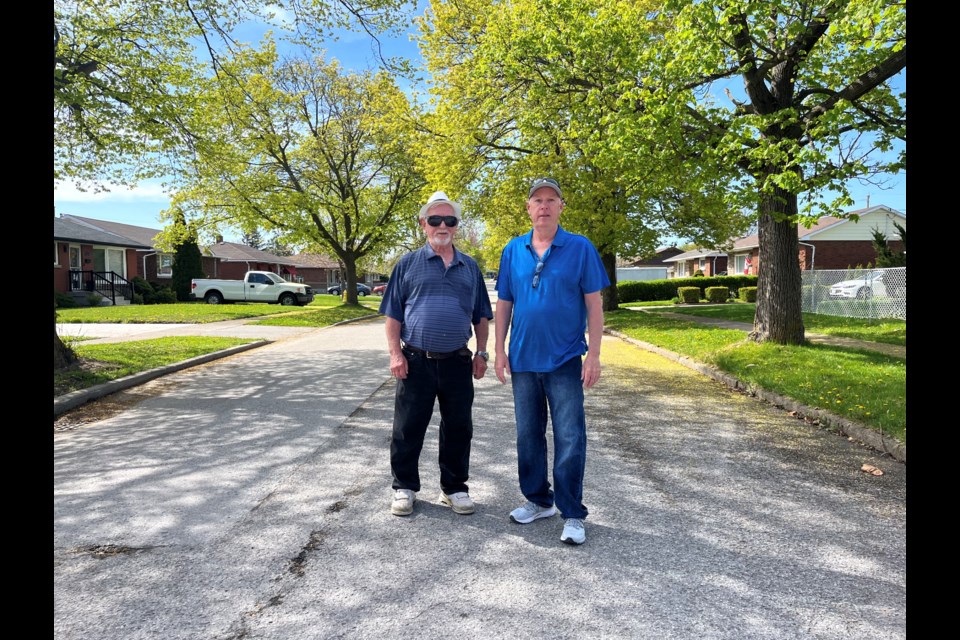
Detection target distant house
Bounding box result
[288,252,341,290]
[728,205,906,274]
[53,215,313,302]
[202,238,301,281]
[54,214,211,289]
[617,246,684,281]
[54,216,154,303]
[661,248,729,278]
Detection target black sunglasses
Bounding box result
[426,215,459,227]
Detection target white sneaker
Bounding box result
[509,500,558,524]
[391,489,416,516]
[439,491,475,514]
[560,518,586,545]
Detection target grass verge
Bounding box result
[56,296,379,324]
[641,303,906,346]
[55,337,258,396]
[604,309,905,443]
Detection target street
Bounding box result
[54,316,906,640]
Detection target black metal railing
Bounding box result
[68,270,136,305]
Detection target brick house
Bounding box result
[54,215,154,304]
[661,248,729,278]
[728,205,906,275]
[54,214,212,291]
[288,252,342,291]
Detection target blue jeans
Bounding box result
[391,348,474,495]
[511,356,588,520]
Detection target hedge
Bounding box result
[617,275,758,303]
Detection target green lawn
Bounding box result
[55,336,258,396]
[604,309,906,443]
[56,296,380,324]
[641,303,906,346]
[54,300,381,397]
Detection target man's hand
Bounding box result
[390,352,409,379]
[582,352,601,389]
[495,352,511,384]
[472,356,487,380]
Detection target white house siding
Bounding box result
[807,208,906,241]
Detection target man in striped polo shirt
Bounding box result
[379,191,493,517]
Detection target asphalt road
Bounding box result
[53,316,906,640]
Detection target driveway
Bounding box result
[54,316,905,640]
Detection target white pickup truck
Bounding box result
[190,271,315,306]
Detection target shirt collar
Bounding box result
[524,225,568,248]
[422,242,465,265]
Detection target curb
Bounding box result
[54,341,269,418]
[605,329,906,464]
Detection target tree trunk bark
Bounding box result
[54,306,77,370]
[749,187,806,345]
[342,255,359,305]
[600,250,619,311]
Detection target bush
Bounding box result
[692,269,705,277]
[152,287,178,304]
[618,275,758,303]
[705,286,729,303]
[677,287,701,304]
[86,292,104,307]
[132,277,158,303]
[55,290,78,309]
[739,286,758,302]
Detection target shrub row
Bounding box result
[617,275,758,303]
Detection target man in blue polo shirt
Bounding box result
[494,177,610,545]
[379,191,493,517]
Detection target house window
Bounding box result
[94,247,126,276]
[698,258,706,271]
[733,253,747,274]
[677,262,687,277]
[158,253,173,277]
[54,242,60,266]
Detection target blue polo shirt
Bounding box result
[496,226,609,372]
[379,243,493,352]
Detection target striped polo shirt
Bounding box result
[379,243,493,352]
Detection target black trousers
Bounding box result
[391,348,474,494]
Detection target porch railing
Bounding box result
[68,270,136,305]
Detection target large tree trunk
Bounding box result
[600,250,619,311]
[54,305,76,370]
[749,187,805,345]
[342,254,360,305]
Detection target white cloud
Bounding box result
[54,180,171,203]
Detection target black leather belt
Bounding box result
[402,344,469,360]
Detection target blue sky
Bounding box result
[53,4,906,241]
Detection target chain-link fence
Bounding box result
[801,267,906,320]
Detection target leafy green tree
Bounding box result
[635,0,905,344]
[417,0,754,311]
[170,44,426,304]
[54,0,409,369]
[54,0,409,190]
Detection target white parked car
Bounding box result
[829,270,887,300]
